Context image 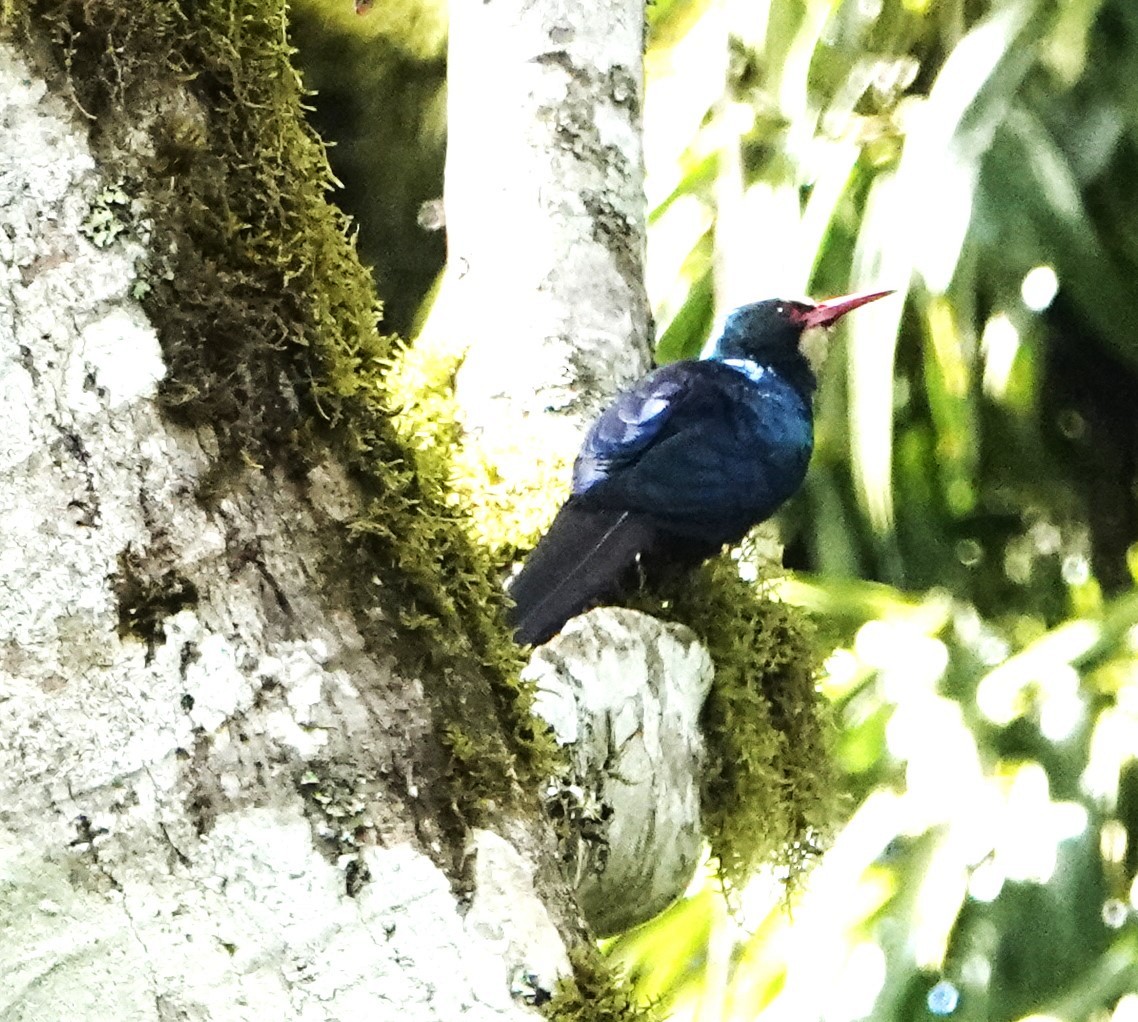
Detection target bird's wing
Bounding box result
[506,366,701,646]
[572,363,696,494]
[573,360,812,540]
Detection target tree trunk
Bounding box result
[0,0,651,1015]
[423,0,651,550]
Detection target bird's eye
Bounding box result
[776,305,785,315]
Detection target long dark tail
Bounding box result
[506,505,656,646]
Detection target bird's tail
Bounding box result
[506,505,656,646]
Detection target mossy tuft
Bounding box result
[544,946,660,1022]
[385,327,574,554]
[633,554,844,893]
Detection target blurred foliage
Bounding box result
[289,0,1138,1019]
[609,0,1138,1020]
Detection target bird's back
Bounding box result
[572,358,813,546]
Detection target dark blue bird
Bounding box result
[507,289,893,646]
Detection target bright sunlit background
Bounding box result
[290,0,1138,1018]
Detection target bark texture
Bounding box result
[0,43,568,1021]
[528,609,713,937]
[443,0,653,494]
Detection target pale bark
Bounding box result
[527,609,712,937]
[0,43,566,1021]
[443,0,653,483]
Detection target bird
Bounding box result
[506,289,894,646]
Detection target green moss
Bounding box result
[544,946,660,1022]
[3,0,559,815]
[441,725,520,807]
[632,555,844,894]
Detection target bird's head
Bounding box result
[712,289,894,378]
